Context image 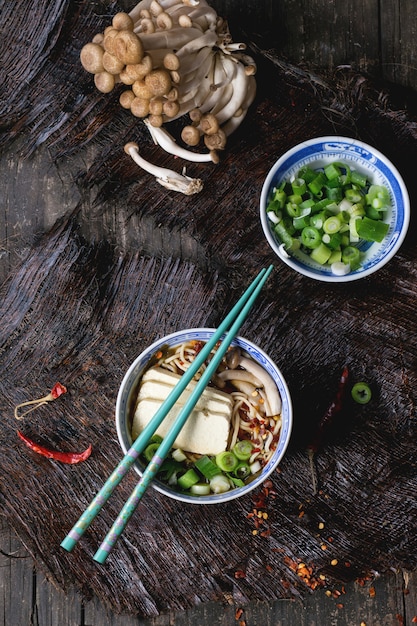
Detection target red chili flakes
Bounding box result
[235,608,244,620]
[336,603,344,609]
[246,480,276,538]
[369,586,376,598]
[396,614,404,624]
[234,569,246,579]
[411,616,417,623]
[283,555,325,591]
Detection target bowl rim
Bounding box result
[260,135,410,282]
[116,328,293,505]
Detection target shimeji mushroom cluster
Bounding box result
[80,0,257,194]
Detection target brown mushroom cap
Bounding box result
[94,71,116,93]
[119,90,136,109]
[102,50,125,75]
[149,97,164,115]
[119,68,135,85]
[113,30,144,65]
[103,28,119,54]
[156,11,173,30]
[124,141,139,155]
[200,113,220,136]
[132,79,154,100]
[163,99,180,118]
[148,114,164,127]
[112,12,134,31]
[144,69,172,97]
[124,56,153,81]
[80,42,104,74]
[204,129,227,151]
[189,108,202,123]
[181,125,201,147]
[163,52,180,71]
[130,97,150,118]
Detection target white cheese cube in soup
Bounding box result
[132,368,233,455]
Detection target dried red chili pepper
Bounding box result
[17,430,92,464]
[14,382,67,420]
[307,366,349,494]
[50,382,67,399]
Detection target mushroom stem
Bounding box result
[143,119,214,162]
[124,142,203,194]
[238,356,282,417]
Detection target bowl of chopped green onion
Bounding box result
[116,328,293,504]
[260,136,410,281]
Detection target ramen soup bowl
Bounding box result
[260,136,410,282]
[116,328,293,504]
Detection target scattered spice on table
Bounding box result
[246,479,276,537]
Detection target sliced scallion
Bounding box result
[190,483,211,495]
[233,440,254,461]
[210,474,231,494]
[195,455,222,479]
[215,451,239,473]
[177,469,199,490]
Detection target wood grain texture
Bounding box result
[1,0,417,621]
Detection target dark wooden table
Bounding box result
[2,2,417,625]
[1,102,417,626]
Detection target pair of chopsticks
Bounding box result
[61,265,274,563]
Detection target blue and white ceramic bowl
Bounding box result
[260,136,410,282]
[116,328,293,504]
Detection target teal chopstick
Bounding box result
[93,264,273,564]
[61,265,273,554]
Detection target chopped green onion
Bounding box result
[273,189,287,209]
[190,483,211,495]
[291,178,307,195]
[210,474,231,493]
[322,232,342,250]
[351,382,372,404]
[143,442,160,462]
[195,455,222,479]
[233,462,251,479]
[293,214,310,230]
[274,220,298,251]
[356,216,389,243]
[366,185,390,210]
[351,170,368,187]
[341,246,361,269]
[297,165,317,183]
[308,172,327,196]
[215,451,239,473]
[266,159,391,275]
[228,476,246,488]
[324,162,341,180]
[233,440,254,461]
[323,216,342,234]
[172,448,187,462]
[250,460,262,474]
[310,242,332,265]
[177,469,200,489]
[301,226,322,249]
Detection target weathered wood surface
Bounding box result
[1,0,417,623]
[209,0,417,92]
[2,517,417,625]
